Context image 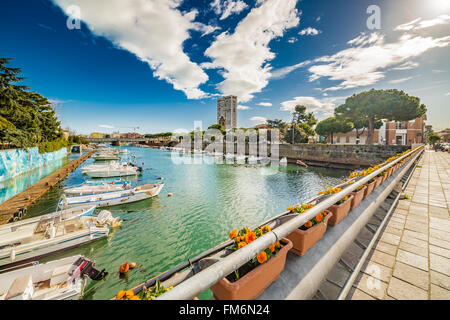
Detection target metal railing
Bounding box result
[156,145,424,300]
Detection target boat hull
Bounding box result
[0,227,108,270]
[61,183,164,208]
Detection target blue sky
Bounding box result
[1,0,449,134]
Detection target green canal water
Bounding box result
[25,147,349,300]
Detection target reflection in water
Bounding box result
[25,147,349,300]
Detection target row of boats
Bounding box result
[0,147,164,300]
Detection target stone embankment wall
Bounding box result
[279,144,409,167]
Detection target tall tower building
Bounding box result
[217,95,237,130]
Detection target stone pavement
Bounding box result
[351,149,450,300]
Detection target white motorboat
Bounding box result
[84,165,141,178]
[59,183,164,208]
[0,206,96,239]
[81,162,122,173]
[64,181,132,196]
[0,255,107,300]
[0,211,119,269]
[119,149,129,154]
[92,153,120,161]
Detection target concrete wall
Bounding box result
[279,144,409,167]
[0,147,67,182]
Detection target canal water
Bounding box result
[25,147,349,300]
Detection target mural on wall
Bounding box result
[0,147,67,183]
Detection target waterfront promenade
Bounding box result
[351,149,450,300]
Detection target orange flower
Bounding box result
[257,251,267,264]
[316,214,322,223]
[304,221,313,228]
[246,231,256,244]
[116,290,126,300]
[229,229,238,239]
[238,242,247,249]
[269,243,276,253]
[322,211,327,216]
[262,225,271,233]
[275,241,281,248]
[319,190,324,195]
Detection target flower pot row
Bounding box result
[211,147,419,300]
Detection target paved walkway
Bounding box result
[351,149,450,300]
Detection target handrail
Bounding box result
[157,145,424,300]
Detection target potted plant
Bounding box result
[319,187,354,226]
[364,177,376,197]
[210,225,292,300]
[349,182,367,209]
[284,204,332,256]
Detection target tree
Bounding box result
[427,133,441,145]
[335,89,427,145]
[284,123,310,144]
[315,117,353,144]
[0,58,64,150]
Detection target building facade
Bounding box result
[217,95,237,130]
[330,116,425,146]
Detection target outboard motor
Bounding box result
[71,257,108,281]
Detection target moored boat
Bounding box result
[59,183,164,208]
[0,211,119,269]
[0,206,96,238]
[64,181,132,196]
[0,255,107,300]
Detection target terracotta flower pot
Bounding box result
[364,180,376,197]
[327,194,354,227]
[286,211,332,256]
[350,185,367,210]
[374,176,383,189]
[210,238,293,300]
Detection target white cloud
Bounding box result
[280,96,339,117]
[237,105,251,110]
[250,116,267,124]
[287,37,297,43]
[391,61,419,70]
[395,14,450,31]
[389,76,413,84]
[257,102,272,107]
[446,92,450,96]
[52,0,211,99]
[99,124,114,129]
[269,60,311,79]
[204,0,300,102]
[298,27,320,36]
[211,0,248,20]
[308,32,450,91]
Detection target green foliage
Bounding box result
[0,58,64,151]
[68,135,90,145]
[38,137,68,153]
[335,89,427,144]
[427,133,441,144]
[315,117,353,143]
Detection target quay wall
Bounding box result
[0,147,67,182]
[278,144,409,167]
[177,142,409,168]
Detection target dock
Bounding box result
[0,150,95,225]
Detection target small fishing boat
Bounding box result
[0,206,96,238]
[64,181,132,196]
[0,211,119,269]
[0,255,107,300]
[84,165,141,178]
[92,153,120,161]
[59,183,164,209]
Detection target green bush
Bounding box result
[38,138,68,154]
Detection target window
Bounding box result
[346,136,350,143]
